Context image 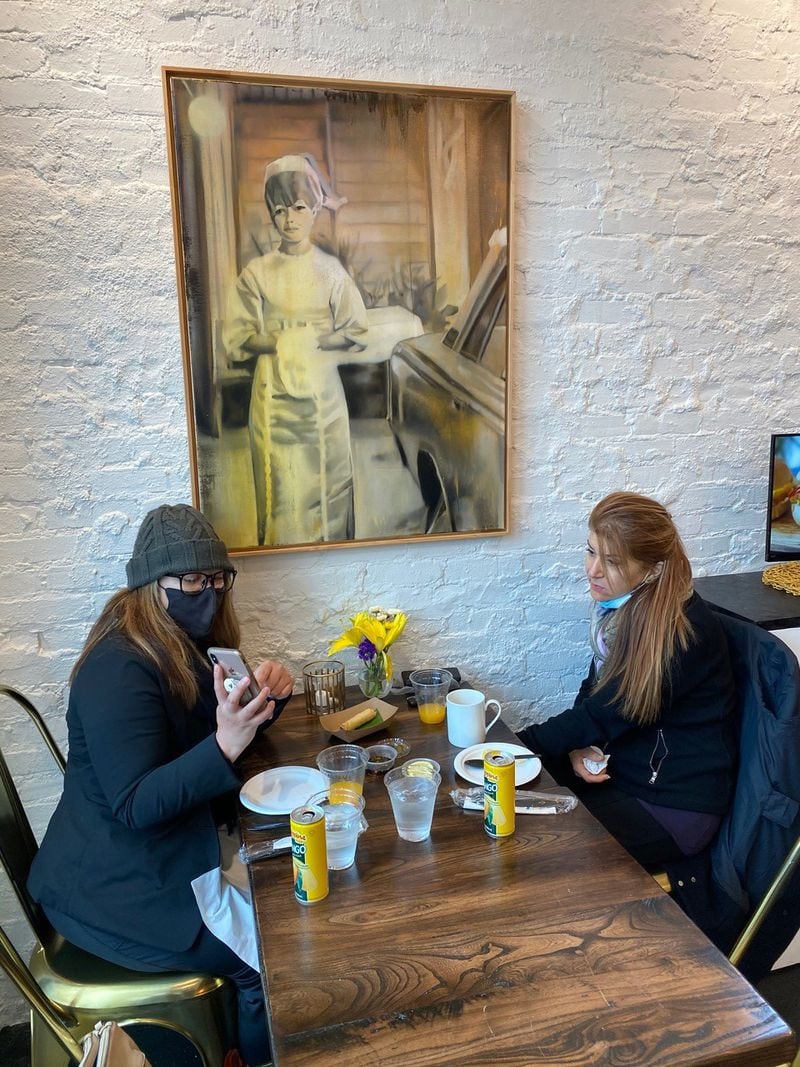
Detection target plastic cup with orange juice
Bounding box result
[408,669,453,726]
[315,744,368,799]
[418,701,446,724]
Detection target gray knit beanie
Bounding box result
[126,505,233,590]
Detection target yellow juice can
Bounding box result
[290,804,329,905]
[484,751,515,838]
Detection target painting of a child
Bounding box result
[223,155,368,545]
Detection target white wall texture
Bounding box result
[1,0,799,1027]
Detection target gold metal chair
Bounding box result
[0,685,235,1066]
[654,837,800,949]
[0,924,83,1063]
[727,836,800,971]
[728,838,800,1066]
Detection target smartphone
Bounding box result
[207,647,259,704]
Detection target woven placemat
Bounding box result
[762,562,800,597]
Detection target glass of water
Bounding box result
[384,766,440,842]
[307,788,368,870]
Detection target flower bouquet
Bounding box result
[328,606,408,698]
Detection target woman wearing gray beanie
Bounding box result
[28,504,291,1067]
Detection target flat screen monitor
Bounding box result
[766,433,800,561]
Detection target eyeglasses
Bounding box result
[161,571,237,596]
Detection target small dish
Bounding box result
[385,737,410,758]
[364,744,398,773]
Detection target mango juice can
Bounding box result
[290,804,329,905]
[484,751,515,838]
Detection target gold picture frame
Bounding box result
[163,66,513,555]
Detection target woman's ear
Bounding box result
[649,561,665,581]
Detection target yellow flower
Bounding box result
[383,612,407,647]
[351,612,388,650]
[327,627,366,656]
[327,608,408,658]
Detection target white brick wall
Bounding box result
[2,0,799,1026]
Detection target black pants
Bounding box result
[542,754,686,869]
[43,905,268,1066]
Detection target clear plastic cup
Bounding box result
[315,744,368,799]
[385,765,440,842]
[307,788,368,870]
[409,669,452,725]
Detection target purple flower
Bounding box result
[357,637,377,663]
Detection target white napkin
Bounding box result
[191,830,260,971]
[582,745,610,775]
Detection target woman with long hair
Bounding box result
[518,492,737,867]
[29,505,292,1067]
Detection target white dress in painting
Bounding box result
[224,245,368,546]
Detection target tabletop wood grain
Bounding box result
[240,694,797,1066]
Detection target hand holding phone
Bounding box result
[209,647,278,762]
[207,647,259,704]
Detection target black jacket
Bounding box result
[517,593,737,813]
[28,636,285,952]
[666,610,800,982]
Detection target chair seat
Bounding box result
[31,934,227,1014]
[652,870,671,893]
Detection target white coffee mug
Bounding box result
[446,689,502,748]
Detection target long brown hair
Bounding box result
[70,583,241,707]
[589,492,693,725]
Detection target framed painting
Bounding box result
[163,66,513,554]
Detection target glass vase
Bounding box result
[357,656,392,699]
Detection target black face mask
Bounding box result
[164,586,220,640]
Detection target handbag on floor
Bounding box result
[78,1021,152,1067]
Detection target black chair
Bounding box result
[0,685,235,1067]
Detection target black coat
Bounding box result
[517,593,737,813]
[28,636,285,952]
[666,611,800,982]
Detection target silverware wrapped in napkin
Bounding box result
[449,786,577,815]
[239,835,292,864]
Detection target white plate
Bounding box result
[454,743,541,787]
[240,766,327,815]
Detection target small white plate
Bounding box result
[454,743,541,787]
[240,766,327,815]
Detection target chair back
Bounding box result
[0,744,45,937]
[0,686,66,774]
[0,686,65,945]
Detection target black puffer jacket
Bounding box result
[666,610,800,982]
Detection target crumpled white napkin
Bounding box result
[582,745,610,776]
[191,829,259,971]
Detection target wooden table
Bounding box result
[240,695,796,1067]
